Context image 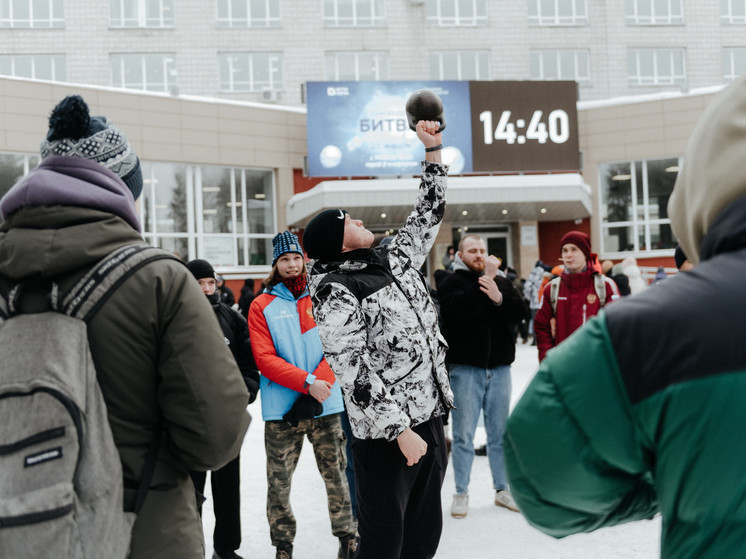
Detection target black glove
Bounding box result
[283,394,324,427]
[245,376,259,404]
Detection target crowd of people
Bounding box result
[3,73,744,559]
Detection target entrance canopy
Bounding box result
[287,173,592,229]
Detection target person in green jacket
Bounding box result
[504,74,746,558]
[0,95,251,559]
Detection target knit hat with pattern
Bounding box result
[272,231,304,266]
[40,95,143,200]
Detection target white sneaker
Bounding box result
[450,493,469,518]
[494,490,519,512]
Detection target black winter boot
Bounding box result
[338,535,359,559]
[275,542,293,559]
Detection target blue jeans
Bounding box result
[449,363,511,494]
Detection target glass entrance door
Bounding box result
[483,230,512,270]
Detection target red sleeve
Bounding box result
[247,295,310,394]
[533,283,555,362]
[311,357,336,384]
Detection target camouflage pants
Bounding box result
[265,413,355,546]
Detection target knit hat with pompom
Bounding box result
[40,95,143,199]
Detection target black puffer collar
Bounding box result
[310,247,385,274]
[700,192,746,262]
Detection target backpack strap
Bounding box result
[593,273,607,308]
[132,417,164,514]
[59,244,182,515]
[61,244,183,321]
[549,276,562,315]
[0,284,13,320]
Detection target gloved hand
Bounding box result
[245,376,259,404]
[283,394,324,427]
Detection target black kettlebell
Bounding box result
[405,89,446,132]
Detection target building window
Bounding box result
[430,51,490,80]
[426,0,487,26]
[218,53,283,93]
[0,54,66,82]
[625,0,683,25]
[628,48,685,86]
[721,0,746,24]
[110,53,177,93]
[141,162,276,266]
[599,157,679,255]
[528,0,587,26]
[0,0,64,28]
[325,52,388,81]
[723,47,746,81]
[0,153,38,204]
[217,0,280,28]
[109,0,174,28]
[530,50,590,85]
[323,0,385,27]
[0,154,276,268]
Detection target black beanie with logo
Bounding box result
[302,209,347,261]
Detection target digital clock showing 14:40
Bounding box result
[468,81,579,173]
[479,109,571,145]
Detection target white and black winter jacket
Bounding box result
[307,161,454,442]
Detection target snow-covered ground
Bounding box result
[202,342,661,558]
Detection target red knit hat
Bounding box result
[560,231,591,262]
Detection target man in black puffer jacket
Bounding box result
[186,259,259,559]
[437,234,526,519]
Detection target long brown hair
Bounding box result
[261,259,307,290]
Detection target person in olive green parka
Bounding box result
[0,95,251,559]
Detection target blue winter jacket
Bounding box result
[248,282,344,421]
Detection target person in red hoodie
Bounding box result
[533,231,619,362]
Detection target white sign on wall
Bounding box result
[521,225,538,246]
[203,237,235,266]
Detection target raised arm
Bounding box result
[387,120,448,270]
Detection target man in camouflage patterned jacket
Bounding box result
[304,120,453,559]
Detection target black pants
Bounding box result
[189,455,241,555]
[340,410,357,516]
[352,417,448,559]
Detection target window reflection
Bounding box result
[245,168,273,234]
[248,237,272,266]
[0,152,275,267]
[200,166,233,234]
[603,225,634,253]
[600,162,632,223]
[0,153,39,208]
[142,162,188,234]
[600,157,678,254]
[139,161,274,266]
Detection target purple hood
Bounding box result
[0,155,141,232]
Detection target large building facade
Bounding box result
[0,0,744,106]
[0,75,721,288]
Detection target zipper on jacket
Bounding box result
[0,426,66,456]
[0,388,83,479]
[0,504,74,528]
